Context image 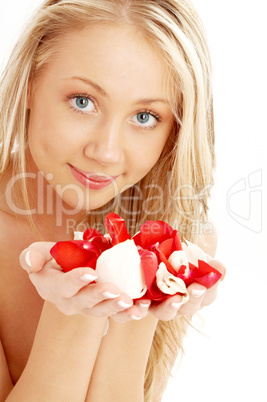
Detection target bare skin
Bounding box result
[0,164,224,401]
[0,23,225,401]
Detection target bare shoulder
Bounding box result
[0,172,34,254]
[0,339,13,399]
[193,220,217,258]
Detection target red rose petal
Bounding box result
[157,230,182,257]
[177,260,222,288]
[104,213,131,245]
[90,235,112,254]
[157,247,178,276]
[158,238,173,259]
[173,231,183,252]
[138,248,176,302]
[132,231,141,246]
[193,260,222,288]
[177,263,198,287]
[138,248,158,290]
[138,220,174,249]
[83,228,103,241]
[50,240,100,272]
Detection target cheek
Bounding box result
[142,129,171,164]
[128,135,169,178]
[28,105,80,160]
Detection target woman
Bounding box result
[0,0,225,400]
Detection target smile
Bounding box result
[68,164,120,190]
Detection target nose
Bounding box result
[84,118,124,166]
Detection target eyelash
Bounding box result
[145,110,160,120]
[67,93,96,114]
[66,93,162,129]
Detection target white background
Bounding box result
[0,1,266,401]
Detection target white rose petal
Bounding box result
[95,239,146,299]
[156,263,189,301]
[182,239,208,265]
[74,231,84,240]
[168,250,189,272]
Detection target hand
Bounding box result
[20,242,141,320]
[147,259,226,321]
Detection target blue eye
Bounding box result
[69,96,96,113]
[137,113,150,124]
[76,97,89,109]
[131,112,159,128]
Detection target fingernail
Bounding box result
[171,302,183,309]
[25,250,32,267]
[190,288,206,298]
[117,300,132,309]
[80,274,97,283]
[102,291,120,299]
[139,302,150,308]
[130,315,142,320]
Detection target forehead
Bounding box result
[40,23,171,101]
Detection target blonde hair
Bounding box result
[0,0,215,400]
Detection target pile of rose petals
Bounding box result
[50,213,222,302]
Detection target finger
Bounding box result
[110,304,144,322]
[20,242,56,273]
[82,293,134,318]
[208,259,227,281]
[149,295,186,321]
[135,299,151,315]
[177,284,206,316]
[200,260,226,307]
[52,267,99,298]
[72,282,124,311]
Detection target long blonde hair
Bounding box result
[0,1,215,400]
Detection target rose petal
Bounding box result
[168,250,189,273]
[158,238,173,259]
[74,231,84,240]
[177,262,199,287]
[90,236,112,254]
[83,228,104,241]
[192,260,222,288]
[137,220,174,249]
[177,261,222,288]
[156,263,189,300]
[50,241,100,272]
[182,239,208,265]
[138,248,158,290]
[156,247,178,276]
[95,239,146,299]
[104,213,131,245]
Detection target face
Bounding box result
[27,23,174,213]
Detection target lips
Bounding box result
[68,164,119,190]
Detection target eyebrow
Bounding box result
[134,97,169,106]
[66,76,109,97]
[66,76,169,105]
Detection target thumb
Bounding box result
[20,241,57,274]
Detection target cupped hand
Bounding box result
[19,242,146,321]
[20,244,225,323]
[147,259,226,321]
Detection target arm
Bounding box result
[1,243,143,401]
[6,302,107,402]
[86,314,158,402]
